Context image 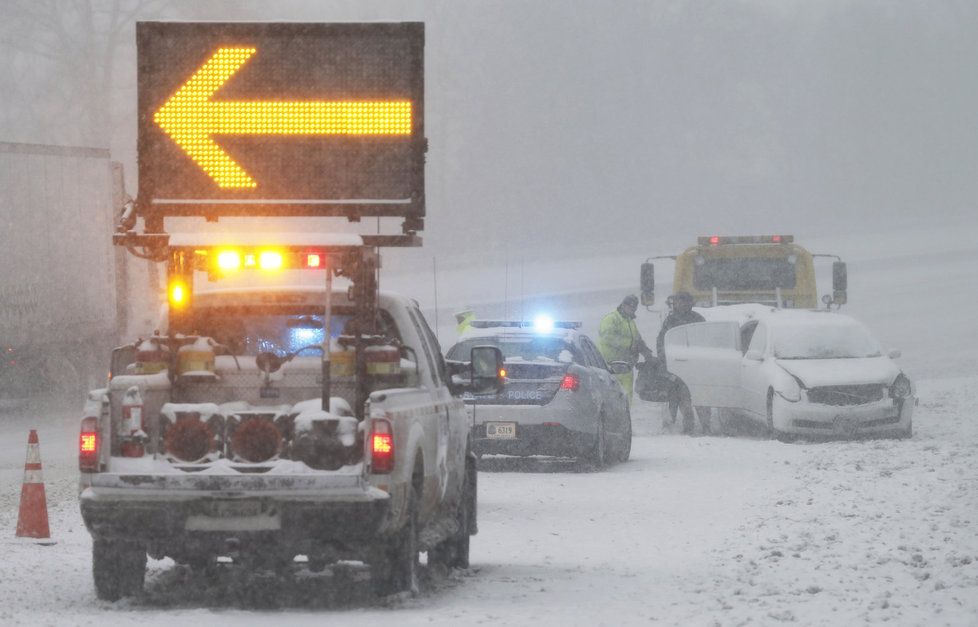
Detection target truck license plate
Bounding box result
[185,500,281,531]
[205,500,263,517]
[486,422,517,439]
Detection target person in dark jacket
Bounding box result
[655,292,710,435]
[655,292,706,357]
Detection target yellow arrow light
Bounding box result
[154,47,412,189]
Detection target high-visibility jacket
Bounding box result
[598,309,645,365]
[455,310,475,335]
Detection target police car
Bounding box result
[446,317,632,467]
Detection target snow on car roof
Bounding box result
[697,303,777,325]
[698,304,864,329]
[457,323,580,343]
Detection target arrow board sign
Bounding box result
[137,22,425,221]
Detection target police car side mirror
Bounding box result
[470,345,505,395]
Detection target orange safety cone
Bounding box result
[16,430,51,539]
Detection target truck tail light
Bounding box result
[560,374,580,392]
[370,418,394,474]
[79,416,99,472]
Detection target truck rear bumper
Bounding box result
[79,473,390,551]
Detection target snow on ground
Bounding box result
[0,375,976,625]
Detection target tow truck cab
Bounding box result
[78,238,503,600]
[640,235,848,309]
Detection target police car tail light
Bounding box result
[79,416,99,472]
[560,374,580,392]
[370,418,395,474]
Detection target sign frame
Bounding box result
[135,21,425,230]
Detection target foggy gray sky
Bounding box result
[2,0,976,266]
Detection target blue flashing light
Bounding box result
[533,315,555,334]
[289,326,323,351]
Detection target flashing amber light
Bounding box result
[153,47,413,189]
[244,254,257,267]
[499,368,507,378]
[709,235,720,246]
[168,280,189,307]
[217,249,241,270]
[306,253,322,268]
[258,251,284,270]
[560,373,581,391]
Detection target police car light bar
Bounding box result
[698,235,794,246]
[469,320,582,330]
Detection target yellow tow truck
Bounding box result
[640,235,847,309]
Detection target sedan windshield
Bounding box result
[773,322,882,359]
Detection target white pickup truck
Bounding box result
[79,286,501,600]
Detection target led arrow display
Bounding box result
[154,47,413,189]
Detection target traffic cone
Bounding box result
[16,430,50,539]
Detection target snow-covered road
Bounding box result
[1,375,976,625]
[2,228,976,624]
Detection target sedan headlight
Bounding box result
[774,374,803,402]
[890,373,912,399]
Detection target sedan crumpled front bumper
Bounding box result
[774,394,915,437]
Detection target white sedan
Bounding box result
[663,308,915,439]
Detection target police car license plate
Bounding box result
[486,422,517,439]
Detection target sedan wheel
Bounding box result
[767,391,789,442]
[583,418,606,470]
[616,410,632,463]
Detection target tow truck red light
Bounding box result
[772,234,782,243]
[370,418,395,474]
[306,253,322,268]
[709,235,720,246]
[560,374,580,391]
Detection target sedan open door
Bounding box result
[663,321,743,409]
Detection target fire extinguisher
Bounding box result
[120,385,146,457]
